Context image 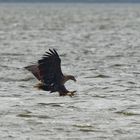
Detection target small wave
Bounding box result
[133,72,140,74]
[110,64,125,67]
[1,53,25,56]
[115,111,140,116]
[85,74,110,79]
[67,105,80,110]
[0,64,23,70]
[17,113,32,118]
[19,77,35,81]
[127,81,136,85]
[38,102,63,107]
[0,77,34,82]
[73,124,93,128]
[91,94,107,98]
[107,54,124,58]
[73,124,102,133]
[93,74,110,78]
[17,113,51,119]
[79,129,102,132]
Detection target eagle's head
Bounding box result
[67,75,76,82]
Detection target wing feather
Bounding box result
[38,49,64,92]
[25,64,41,81]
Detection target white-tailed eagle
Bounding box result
[25,49,76,96]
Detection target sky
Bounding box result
[0,0,140,3]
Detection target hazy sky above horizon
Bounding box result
[0,0,140,3]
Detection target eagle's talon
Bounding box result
[67,91,76,97]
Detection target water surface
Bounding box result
[0,3,140,140]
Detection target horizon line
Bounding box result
[0,1,140,3]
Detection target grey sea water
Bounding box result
[0,3,140,140]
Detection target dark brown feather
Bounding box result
[58,85,69,96]
[25,65,41,81]
[38,49,64,92]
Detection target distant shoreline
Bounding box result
[0,1,140,4]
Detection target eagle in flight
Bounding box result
[25,49,76,96]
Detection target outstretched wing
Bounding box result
[25,64,41,81]
[38,49,64,90]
